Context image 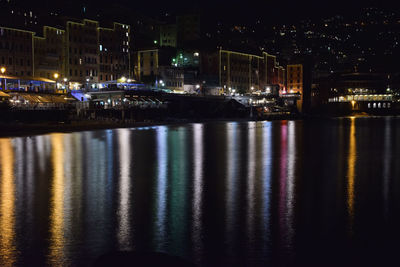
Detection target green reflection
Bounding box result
[169,128,188,254]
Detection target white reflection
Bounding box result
[279,121,288,247]
[35,135,51,171]
[192,124,204,260]
[13,138,24,205]
[154,126,168,250]
[246,122,256,245]
[24,138,35,240]
[262,122,272,253]
[226,122,239,250]
[117,129,132,250]
[286,120,296,246]
[84,132,108,247]
[62,134,74,256]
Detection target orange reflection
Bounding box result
[347,118,356,232]
[0,139,16,267]
[48,134,65,265]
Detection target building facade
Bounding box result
[1,18,131,90]
[287,64,303,94]
[135,47,177,86]
[0,27,34,77]
[218,49,285,94]
[287,64,303,111]
[34,26,65,80]
[98,23,131,83]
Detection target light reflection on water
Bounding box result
[0,119,400,266]
[49,134,66,266]
[347,118,356,234]
[117,129,132,250]
[192,124,204,264]
[0,139,16,267]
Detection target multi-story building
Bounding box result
[135,47,176,82]
[34,26,65,80]
[135,49,159,82]
[98,23,131,83]
[0,27,34,77]
[287,64,303,94]
[218,49,285,94]
[219,49,263,94]
[159,66,184,91]
[287,64,303,111]
[1,18,131,90]
[65,19,100,86]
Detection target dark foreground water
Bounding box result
[1,118,400,266]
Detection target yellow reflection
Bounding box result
[0,139,16,267]
[49,134,65,265]
[347,118,356,232]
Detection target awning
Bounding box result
[19,76,56,83]
[0,91,10,97]
[0,74,19,80]
[10,93,75,103]
[0,75,55,83]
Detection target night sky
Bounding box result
[23,0,398,23]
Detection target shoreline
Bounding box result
[1,113,398,138]
[0,115,298,138]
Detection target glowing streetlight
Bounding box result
[63,78,68,82]
[120,76,127,83]
[53,73,59,79]
[0,67,6,91]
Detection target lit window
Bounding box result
[99,44,102,51]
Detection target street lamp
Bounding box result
[0,67,5,91]
[53,73,59,91]
[63,78,68,91]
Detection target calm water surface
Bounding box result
[1,118,400,266]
